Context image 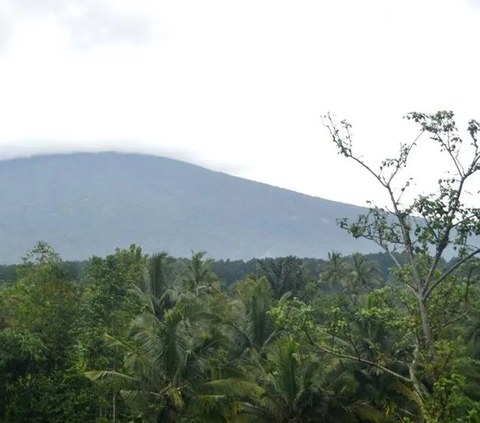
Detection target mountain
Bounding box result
[0,152,378,263]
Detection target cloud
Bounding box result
[60,1,155,49]
[0,0,155,51]
[0,137,248,177]
[0,0,479,208]
[69,13,152,49]
[0,18,12,53]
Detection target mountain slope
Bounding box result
[0,152,377,263]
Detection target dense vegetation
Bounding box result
[0,243,478,423]
[1,110,480,422]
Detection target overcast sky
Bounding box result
[0,0,479,206]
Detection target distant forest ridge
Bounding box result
[0,250,462,287]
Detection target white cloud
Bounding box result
[0,0,157,50]
[0,0,479,207]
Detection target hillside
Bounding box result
[0,152,378,263]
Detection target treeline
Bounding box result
[0,241,479,422]
[0,250,407,286]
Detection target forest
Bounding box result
[1,111,480,422]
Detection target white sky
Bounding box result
[0,0,479,207]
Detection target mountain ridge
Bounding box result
[2,150,359,206]
[0,151,377,263]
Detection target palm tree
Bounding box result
[225,277,277,356]
[246,279,276,349]
[243,337,326,422]
[258,256,307,299]
[320,253,382,296]
[319,252,348,291]
[343,254,382,296]
[87,293,230,422]
[199,338,384,422]
[146,252,172,299]
[181,251,218,294]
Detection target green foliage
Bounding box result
[2,371,101,423]
[258,255,308,299]
[322,110,480,421]
[2,111,480,421]
[1,239,480,422]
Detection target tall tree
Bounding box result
[258,256,308,299]
[343,253,382,296]
[86,266,230,422]
[319,252,349,290]
[226,276,277,355]
[78,246,147,422]
[320,110,480,420]
[0,243,101,423]
[181,251,218,293]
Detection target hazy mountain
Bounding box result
[0,152,378,263]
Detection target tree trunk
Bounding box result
[418,294,434,358]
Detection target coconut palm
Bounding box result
[146,252,173,299]
[319,252,349,291]
[86,293,230,422]
[225,277,277,357]
[258,256,307,299]
[181,251,217,292]
[343,254,382,296]
[132,252,181,319]
[199,337,385,422]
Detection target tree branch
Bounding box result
[316,343,412,383]
[301,328,411,383]
[423,248,480,300]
